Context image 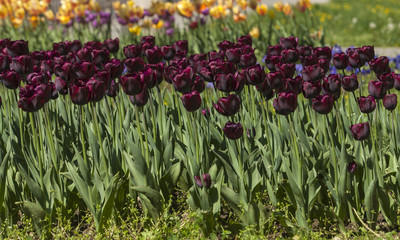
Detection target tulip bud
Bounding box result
[217,40,234,52]
[0,54,10,71]
[119,73,143,95]
[267,45,282,56]
[312,94,334,114]
[281,48,299,63]
[279,36,298,49]
[194,173,212,188]
[302,81,321,99]
[347,48,364,69]
[173,40,188,54]
[125,57,145,73]
[313,47,332,60]
[225,48,242,64]
[332,52,349,70]
[369,57,390,75]
[129,86,149,107]
[245,64,265,85]
[10,55,32,75]
[202,108,210,119]
[273,91,298,115]
[69,82,90,105]
[347,161,357,173]
[368,81,387,99]
[192,76,205,93]
[357,96,376,114]
[6,40,29,57]
[358,46,374,62]
[213,94,241,116]
[18,85,45,112]
[92,49,110,66]
[264,55,281,72]
[323,74,341,94]
[103,38,119,53]
[301,64,324,82]
[239,52,256,68]
[285,76,303,94]
[394,73,400,90]
[266,71,284,90]
[86,78,106,102]
[140,36,156,48]
[74,61,95,80]
[105,80,119,97]
[378,72,394,89]
[350,123,370,141]
[181,91,201,112]
[172,67,194,93]
[341,73,358,92]
[104,59,124,80]
[161,45,175,61]
[145,46,163,64]
[123,44,142,58]
[223,121,243,140]
[383,94,397,111]
[1,70,21,89]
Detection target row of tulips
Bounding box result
[1,35,400,236]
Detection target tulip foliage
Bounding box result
[1,35,400,236]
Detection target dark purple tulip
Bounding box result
[239,52,256,68]
[217,40,234,52]
[55,77,68,95]
[215,73,235,92]
[164,65,180,83]
[369,57,390,75]
[104,59,124,79]
[225,48,241,64]
[69,82,90,105]
[189,54,207,66]
[233,71,246,93]
[285,76,303,94]
[368,81,387,99]
[103,38,119,53]
[173,40,188,54]
[256,78,274,99]
[347,48,364,68]
[323,74,341,94]
[297,46,313,57]
[74,61,95,80]
[202,108,210,118]
[91,49,110,66]
[264,55,281,72]
[357,96,376,114]
[302,81,321,99]
[30,51,46,66]
[223,121,243,140]
[119,73,143,95]
[341,73,358,92]
[148,63,164,84]
[208,51,224,61]
[161,45,175,61]
[54,62,77,82]
[35,83,53,103]
[319,58,330,74]
[0,39,9,49]
[123,44,142,58]
[273,92,298,115]
[245,65,265,85]
[359,46,374,62]
[18,85,45,112]
[333,52,349,70]
[0,55,10,71]
[313,47,332,60]
[129,86,149,107]
[140,68,157,89]
[347,161,357,173]
[276,63,295,78]
[312,94,334,114]
[140,36,155,47]
[1,70,21,89]
[266,71,284,90]
[394,73,400,90]
[86,78,106,102]
[53,41,69,55]
[266,45,282,56]
[279,36,298,49]
[237,35,252,46]
[210,60,235,75]
[213,94,241,116]
[6,40,29,57]
[383,94,397,111]
[198,66,212,82]
[0,96,2,108]
[172,67,194,93]
[69,40,83,52]
[10,55,32,75]
[350,123,370,141]
[26,72,51,85]
[194,173,212,188]
[75,47,92,62]
[379,72,394,89]
[301,55,318,66]
[145,46,163,64]
[105,80,119,97]
[281,48,299,63]
[125,57,145,73]
[192,76,205,93]
[181,91,201,112]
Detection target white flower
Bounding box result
[388,23,395,31]
[352,17,358,24]
[369,22,376,29]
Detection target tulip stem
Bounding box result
[134,105,145,158]
[325,115,338,186]
[391,111,398,155]
[79,106,88,165]
[30,112,44,191]
[43,106,58,172]
[91,103,107,167]
[13,90,24,148]
[148,95,157,144]
[141,109,150,167]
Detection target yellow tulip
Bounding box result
[282,3,292,15]
[237,0,247,10]
[129,25,141,35]
[256,4,267,16]
[0,5,8,19]
[177,0,194,18]
[112,1,121,10]
[43,9,54,20]
[249,26,260,38]
[152,20,164,29]
[274,2,283,12]
[11,17,23,28]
